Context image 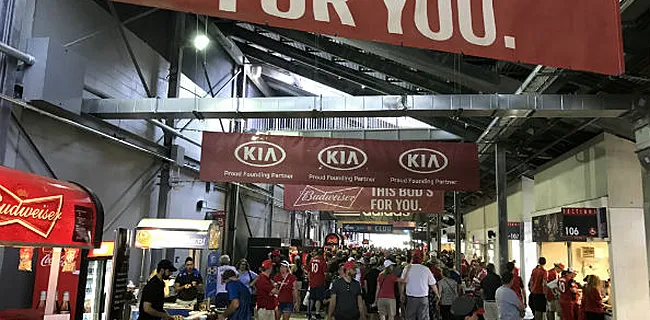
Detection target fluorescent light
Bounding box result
[193,34,210,51]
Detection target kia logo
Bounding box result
[399,148,449,174]
[234,141,286,168]
[317,145,367,171]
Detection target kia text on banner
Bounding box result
[284,185,444,213]
[113,0,623,75]
[200,132,479,190]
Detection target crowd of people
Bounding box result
[137,249,611,320]
[211,247,483,320]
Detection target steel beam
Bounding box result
[81,94,641,120]
[334,37,521,93]
[223,25,414,95]
[495,143,508,271]
[263,26,462,94]
[238,42,368,95]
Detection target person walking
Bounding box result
[375,260,399,320]
[328,261,366,320]
[236,259,258,315]
[217,255,238,308]
[308,250,328,320]
[218,270,252,320]
[495,272,524,320]
[528,257,548,320]
[558,268,579,320]
[545,263,564,320]
[274,261,300,320]
[256,260,279,320]
[505,262,526,307]
[479,264,500,320]
[138,260,176,320]
[438,269,460,320]
[400,250,439,320]
[364,257,381,320]
[582,275,606,320]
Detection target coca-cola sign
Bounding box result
[0,166,103,248]
[201,132,478,190]
[284,185,444,213]
[113,0,624,75]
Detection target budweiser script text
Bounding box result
[0,194,63,222]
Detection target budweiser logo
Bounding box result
[293,186,362,209]
[0,185,63,238]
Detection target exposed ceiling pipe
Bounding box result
[0,41,35,65]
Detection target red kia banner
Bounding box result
[200,132,479,190]
[0,166,104,248]
[284,185,444,213]
[113,0,624,75]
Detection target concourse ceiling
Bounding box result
[94,0,650,212]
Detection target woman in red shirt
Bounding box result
[581,275,605,320]
[274,261,300,320]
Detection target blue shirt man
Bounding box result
[218,270,251,320]
[496,271,524,320]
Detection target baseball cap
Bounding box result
[451,296,483,317]
[344,261,356,270]
[280,260,291,268]
[157,259,178,272]
[348,257,356,262]
[567,267,577,274]
[554,263,566,270]
[261,260,274,270]
[383,260,395,268]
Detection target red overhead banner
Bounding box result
[284,185,444,213]
[200,132,479,190]
[113,0,624,75]
[0,166,103,249]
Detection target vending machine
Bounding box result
[82,242,114,320]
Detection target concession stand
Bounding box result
[133,219,221,318]
[0,166,104,320]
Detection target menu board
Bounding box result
[73,205,93,243]
[108,229,130,320]
[533,208,607,242]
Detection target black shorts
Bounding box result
[529,293,547,312]
[310,285,328,301]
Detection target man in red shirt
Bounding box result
[256,260,278,320]
[545,263,564,320]
[558,268,579,320]
[274,261,300,320]
[528,257,548,320]
[308,250,327,320]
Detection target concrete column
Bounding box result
[633,116,650,296]
[495,143,509,271]
[454,192,462,271]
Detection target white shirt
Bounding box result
[216,265,238,293]
[401,264,436,297]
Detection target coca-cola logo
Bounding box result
[399,148,449,174]
[293,186,362,209]
[40,253,66,267]
[317,145,368,171]
[0,185,63,238]
[234,141,286,168]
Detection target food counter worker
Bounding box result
[139,260,177,320]
[175,257,204,307]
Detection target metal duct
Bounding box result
[81,94,644,120]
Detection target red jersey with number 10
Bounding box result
[559,276,578,302]
[309,256,327,288]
